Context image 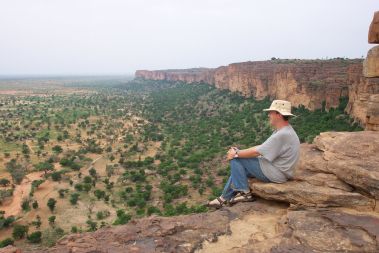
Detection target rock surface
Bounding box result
[369,11,379,44]
[3,131,378,253]
[363,45,379,78]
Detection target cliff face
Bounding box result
[136,59,379,130]
[136,59,362,110]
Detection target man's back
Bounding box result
[255,124,300,183]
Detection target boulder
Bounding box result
[369,11,379,43]
[363,45,379,77]
[314,131,379,199]
[366,94,379,130]
[248,135,378,209]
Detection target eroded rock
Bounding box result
[314,131,379,199]
[363,45,379,78]
[369,11,379,44]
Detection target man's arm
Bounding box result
[237,145,261,158]
[227,145,261,160]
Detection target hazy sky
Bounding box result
[0,0,378,75]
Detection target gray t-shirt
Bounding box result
[255,125,300,183]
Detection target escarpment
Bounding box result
[136,60,379,131]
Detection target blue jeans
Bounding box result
[221,157,270,201]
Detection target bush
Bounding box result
[86,220,97,232]
[27,231,42,243]
[96,210,110,220]
[51,172,62,182]
[48,215,56,225]
[21,199,31,212]
[0,238,14,248]
[70,193,80,205]
[32,200,38,209]
[12,224,28,239]
[0,178,10,187]
[0,212,15,229]
[113,209,131,225]
[47,198,57,212]
[6,159,26,184]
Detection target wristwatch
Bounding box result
[233,147,239,158]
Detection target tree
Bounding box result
[89,168,97,178]
[0,238,14,248]
[35,162,54,176]
[48,215,56,226]
[113,209,132,225]
[86,220,97,232]
[6,159,26,184]
[47,198,57,212]
[52,145,63,154]
[0,178,10,187]
[70,193,80,205]
[51,171,62,182]
[12,224,28,239]
[32,200,38,209]
[27,231,42,243]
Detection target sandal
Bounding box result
[229,190,256,205]
[207,196,228,209]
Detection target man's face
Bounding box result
[268,111,282,126]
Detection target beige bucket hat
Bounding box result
[263,100,296,117]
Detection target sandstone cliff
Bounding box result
[136,59,362,110]
[136,59,379,131]
[3,130,378,253]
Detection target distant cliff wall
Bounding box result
[136,59,379,129]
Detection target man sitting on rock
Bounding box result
[208,100,300,208]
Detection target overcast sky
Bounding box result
[0,0,378,75]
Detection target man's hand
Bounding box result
[226,146,238,161]
[226,145,261,160]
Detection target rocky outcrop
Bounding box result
[369,11,379,43]
[3,131,378,253]
[250,131,379,210]
[352,10,379,131]
[363,46,379,77]
[346,74,379,131]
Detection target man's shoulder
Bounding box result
[278,126,300,143]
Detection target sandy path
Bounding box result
[0,171,44,216]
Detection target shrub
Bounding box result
[27,231,42,243]
[113,209,131,225]
[51,172,62,182]
[0,178,10,187]
[12,224,28,239]
[0,238,14,248]
[70,193,80,205]
[47,198,57,212]
[21,199,31,212]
